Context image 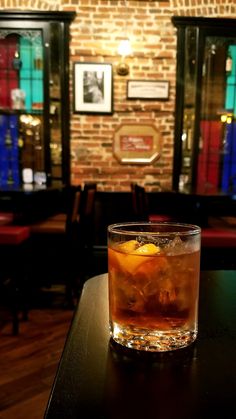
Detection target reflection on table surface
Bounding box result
[45,271,236,419]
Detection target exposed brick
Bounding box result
[5,0,236,191]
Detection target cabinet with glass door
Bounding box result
[172,17,236,195]
[0,11,75,189]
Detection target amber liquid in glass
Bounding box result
[108,240,200,351]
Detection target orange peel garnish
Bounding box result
[116,240,139,253]
[133,243,160,255]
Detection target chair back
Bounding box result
[80,183,97,246]
[131,183,149,221]
[81,183,97,219]
[66,183,97,290]
[65,185,82,233]
[71,191,81,224]
[66,183,97,247]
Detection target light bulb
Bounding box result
[117,39,132,57]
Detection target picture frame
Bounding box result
[73,62,113,114]
[127,80,169,100]
[113,123,162,164]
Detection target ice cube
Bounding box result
[164,236,185,255]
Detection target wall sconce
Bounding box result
[117,38,132,76]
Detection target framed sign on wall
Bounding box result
[127,80,169,100]
[73,62,113,114]
[113,123,162,164]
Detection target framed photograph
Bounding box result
[113,123,162,164]
[127,80,169,100]
[73,62,113,114]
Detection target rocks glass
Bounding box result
[108,222,201,352]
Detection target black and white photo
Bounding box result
[74,63,113,114]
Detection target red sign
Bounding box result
[120,135,153,152]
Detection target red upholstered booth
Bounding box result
[0,212,14,226]
[149,213,173,222]
[200,215,236,269]
[0,225,30,244]
[201,227,236,247]
[0,225,30,334]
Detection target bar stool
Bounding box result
[0,225,30,334]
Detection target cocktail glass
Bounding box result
[108,222,201,352]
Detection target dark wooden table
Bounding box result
[44,271,236,419]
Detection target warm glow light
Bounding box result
[220,113,233,124]
[117,39,132,57]
[221,114,227,123]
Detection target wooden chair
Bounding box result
[29,185,82,305]
[131,183,173,222]
[80,183,97,244]
[30,185,81,235]
[67,183,97,296]
[30,183,97,307]
[131,183,149,221]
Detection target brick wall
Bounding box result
[1,0,236,191]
